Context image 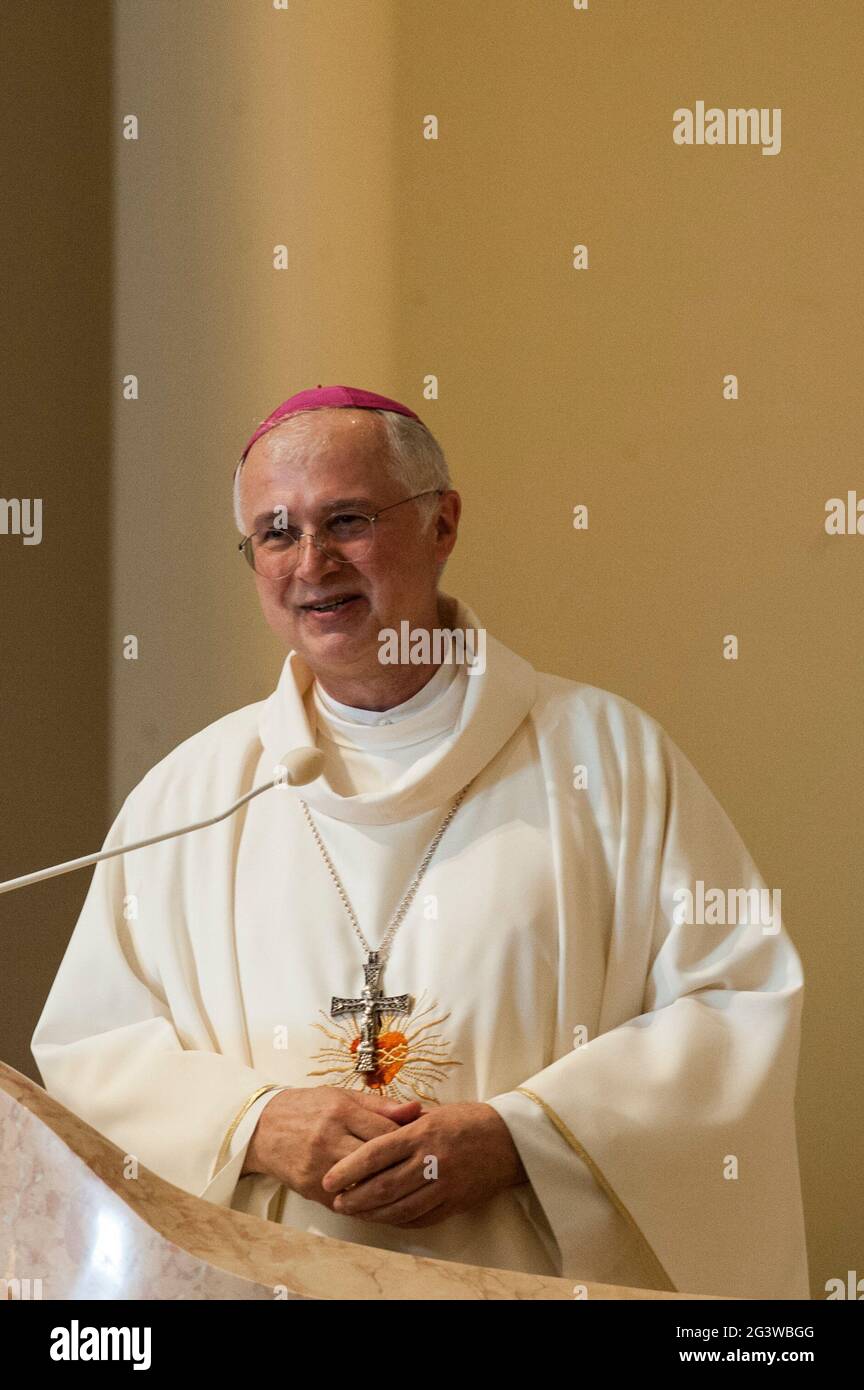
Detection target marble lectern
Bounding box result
[0,1062,707,1300]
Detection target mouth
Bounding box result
[297,593,365,618]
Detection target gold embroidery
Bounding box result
[265,997,461,1225]
[271,1183,287,1226]
[307,990,461,1102]
[515,1085,677,1293]
[214,1083,282,1174]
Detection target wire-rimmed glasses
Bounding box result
[238,489,444,578]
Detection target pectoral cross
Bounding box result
[330,951,412,1075]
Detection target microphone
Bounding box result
[0,747,324,897]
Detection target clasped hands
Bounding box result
[242,1086,527,1228]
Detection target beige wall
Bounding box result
[6,0,862,1298]
[0,4,112,1081]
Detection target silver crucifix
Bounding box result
[330,950,412,1075]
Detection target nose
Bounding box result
[290,531,343,583]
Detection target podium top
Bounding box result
[0,1062,704,1301]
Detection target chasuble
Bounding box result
[32,592,809,1298]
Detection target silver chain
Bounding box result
[300,781,473,964]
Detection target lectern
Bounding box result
[0,1062,706,1300]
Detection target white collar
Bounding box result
[313,658,458,727]
[257,591,539,825]
[310,660,466,753]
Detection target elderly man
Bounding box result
[33,385,809,1298]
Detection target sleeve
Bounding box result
[31,797,287,1218]
[201,1087,288,1211]
[487,1090,677,1294]
[487,721,810,1301]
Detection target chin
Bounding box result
[296,624,372,656]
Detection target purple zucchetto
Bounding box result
[238,385,423,466]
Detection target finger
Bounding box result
[332,1157,424,1215]
[322,1134,366,1173]
[355,1189,446,1228]
[345,1096,422,1137]
[351,1094,423,1119]
[385,1101,424,1123]
[345,1107,415,1143]
[322,1127,413,1194]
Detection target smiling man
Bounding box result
[237,394,459,712]
[33,385,810,1298]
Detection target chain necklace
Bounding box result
[300,782,472,1075]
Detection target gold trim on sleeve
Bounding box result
[270,1183,288,1225]
[215,1084,282,1174]
[515,1085,677,1293]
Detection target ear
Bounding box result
[434,490,461,558]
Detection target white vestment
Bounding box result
[32,593,810,1298]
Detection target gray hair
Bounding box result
[232,407,452,537]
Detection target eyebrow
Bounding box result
[249,497,376,531]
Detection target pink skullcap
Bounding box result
[238,385,423,466]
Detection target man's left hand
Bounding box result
[320,1101,528,1228]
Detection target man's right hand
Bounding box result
[241,1087,423,1209]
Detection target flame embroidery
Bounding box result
[307,990,461,1102]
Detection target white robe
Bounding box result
[31,592,810,1298]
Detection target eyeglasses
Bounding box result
[238,489,444,578]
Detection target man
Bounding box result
[32,385,809,1298]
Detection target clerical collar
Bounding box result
[313,659,458,727]
[258,590,541,824]
[310,660,466,753]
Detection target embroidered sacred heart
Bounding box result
[307,991,461,1102]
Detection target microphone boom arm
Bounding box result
[0,748,324,897]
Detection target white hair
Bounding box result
[232,406,452,538]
